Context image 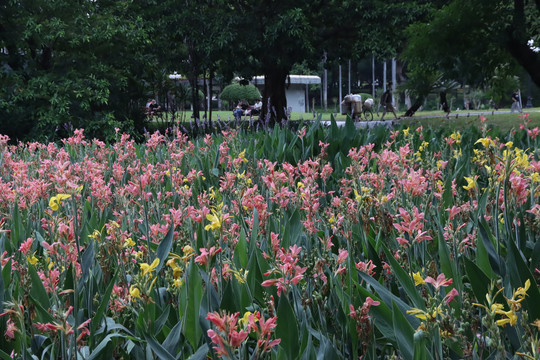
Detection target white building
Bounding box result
[251,75,321,113]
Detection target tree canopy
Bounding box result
[403,0,540,101]
[220,83,261,104]
[0,0,152,141]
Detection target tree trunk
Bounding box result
[506,40,540,88]
[187,40,200,121]
[404,96,425,117]
[440,91,450,113]
[208,70,213,127]
[505,0,540,88]
[261,66,288,127]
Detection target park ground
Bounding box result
[169,107,540,132]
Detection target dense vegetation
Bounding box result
[0,116,539,358]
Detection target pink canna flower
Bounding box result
[444,288,459,304]
[18,238,33,255]
[425,273,453,290]
[355,260,376,276]
[5,318,18,339]
[229,329,249,347]
[337,248,348,264]
[194,246,222,266]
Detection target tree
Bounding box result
[219,83,261,105]
[0,0,152,141]
[403,0,540,115]
[153,0,237,123]
[219,0,367,125]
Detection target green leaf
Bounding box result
[145,334,176,360]
[357,272,419,328]
[183,263,203,349]
[90,273,117,350]
[506,236,540,321]
[413,330,428,360]
[81,240,95,281]
[392,301,414,360]
[155,223,174,274]
[233,230,248,269]
[162,320,183,356]
[382,245,425,309]
[478,218,504,277]
[187,344,209,360]
[28,263,50,310]
[276,295,299,360]
[463,258,491,306]
[88,333,127,360]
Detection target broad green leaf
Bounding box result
[506,236,540,321]
[478,218,504,277]
[183,263,203,349]
[162,320,183,356]
[155,223,174,274]
[81,240,95,282]
[413,330,427,360]
[90,273,117,351]
[392,301,414,360]
[187,344,209,360]
[357,272,419,328]
[145,334,176,360]
[463,258,491,306]
[382,245,425,310]
[88,333,127,360]
[28,263,50,310]
[154,305,171,336]
[276,295,299,360]
[233,230,248,269]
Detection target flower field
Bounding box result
[0,116,539,359]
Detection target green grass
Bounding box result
[153,108,540,132]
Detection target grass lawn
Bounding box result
[156,107,540,132]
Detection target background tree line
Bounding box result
[1,0,539,142]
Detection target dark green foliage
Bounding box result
[219,83,261,104]
[0,0,152,142]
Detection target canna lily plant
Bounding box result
[0,116,538,359]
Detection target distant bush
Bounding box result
[219,83,261,104]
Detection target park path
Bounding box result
[324,109,540,128]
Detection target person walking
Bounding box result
[511,90,522,113]
[380,87,398,121]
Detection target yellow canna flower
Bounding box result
[475,137,494,148]
[173,278,183,288]
[495,310,518,327]
[49,194,71,211]
[140,258,160,278]
[407,308,428,321]
[239,311,257,327]
[297,181,305,188]
[123,238,135,248]
[130,286,141,300]
[450,131,461,144]
[238,150,248,163]
[463,176,476,191]
[205,212,221,231]
[403,128,409,136]
[514,279,531,299]
[28,254,39,265]
[354,189,362,203]
[412,272,425,286]
[183,245,195,257]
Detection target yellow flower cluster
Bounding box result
[473,280,530,327]
[205,203,224,231]
[49,194,71,211]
